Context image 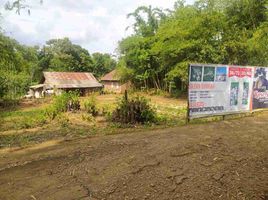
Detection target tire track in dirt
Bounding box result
[0,113,267,200]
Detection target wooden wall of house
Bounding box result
[103,81,121,93]
[103,81,131,93]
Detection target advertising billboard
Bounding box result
[188,64,254,119]
[252,67,268,109]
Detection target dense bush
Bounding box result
[0,98,20,108]
[99,104,111,116]
[45,91,80,120]
[83,95,98,116]
[67,92,80,111]
[112,93,156,124]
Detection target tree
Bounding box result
[118,0,268,92]
[0,33,38,99]
[127,5,166,37]
[225,0,267,30]
[91,53,116,78]
[38,38,94,73]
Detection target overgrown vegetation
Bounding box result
[112,92,157,124]
[45,92,80,120]
[1,0,267,101]
[0,92,187,147]
[117,0,268,92]
[83,95,98,116]
[0,35,116,101]
[0,0,268,148]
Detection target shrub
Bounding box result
[99,104,111,116]
[45,91,80,120]
[112,93,156,124]
[0,98,20,109]
[170,89,187,98]
[67,92,80,111]
[45,106,58,120]
[14,111,47,129]
[83,95,98,116]
[54,91,80,112]
[53,92,69,113]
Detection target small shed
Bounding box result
[101,70,130,93]
[29,84,46,98]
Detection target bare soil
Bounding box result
[0,113,267,200]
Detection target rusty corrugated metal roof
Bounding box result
[101,70,119,81]
[43,72,103,89]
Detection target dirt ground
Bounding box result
[0,113,267,200]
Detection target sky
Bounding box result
[0,0,195,54]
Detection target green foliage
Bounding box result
[17,112,47,129]
[38,38,116,78]
[0,98,20,108]
[53,91,80,112]
[91,52,116,77]
[2,0,268,99]
[83,95,98,116]
[0,34,116,101]
[112,94,156,124]
[99,104,111,116]
[247,24,268,66]
[67,92,80,111]
[0,108,47,131]
[45,92,80,120]
[118,0,268,92]
[0,33,39,99]
[44,106,58,120]
[39,38,94,73]
[127,5,167,37]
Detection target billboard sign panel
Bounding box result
[188,64,254,119]
[252,67,268,109]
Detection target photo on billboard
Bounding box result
[242,82,249,105]
[216,67,227,82]
[190,66,203,82]
[253,67,268,109]
[203,67,215,82]
[230,82,239,106]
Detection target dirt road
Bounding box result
[0,113,267,200]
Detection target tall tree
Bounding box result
[38,38,94,73]
[118,0,268,92]
[127,5,166,37]
[91,53,116,78]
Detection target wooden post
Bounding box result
[124,90,128,101]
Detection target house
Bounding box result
[101,70,131,93]
[29,72,103,98]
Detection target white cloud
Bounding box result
[0,0,195,54]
